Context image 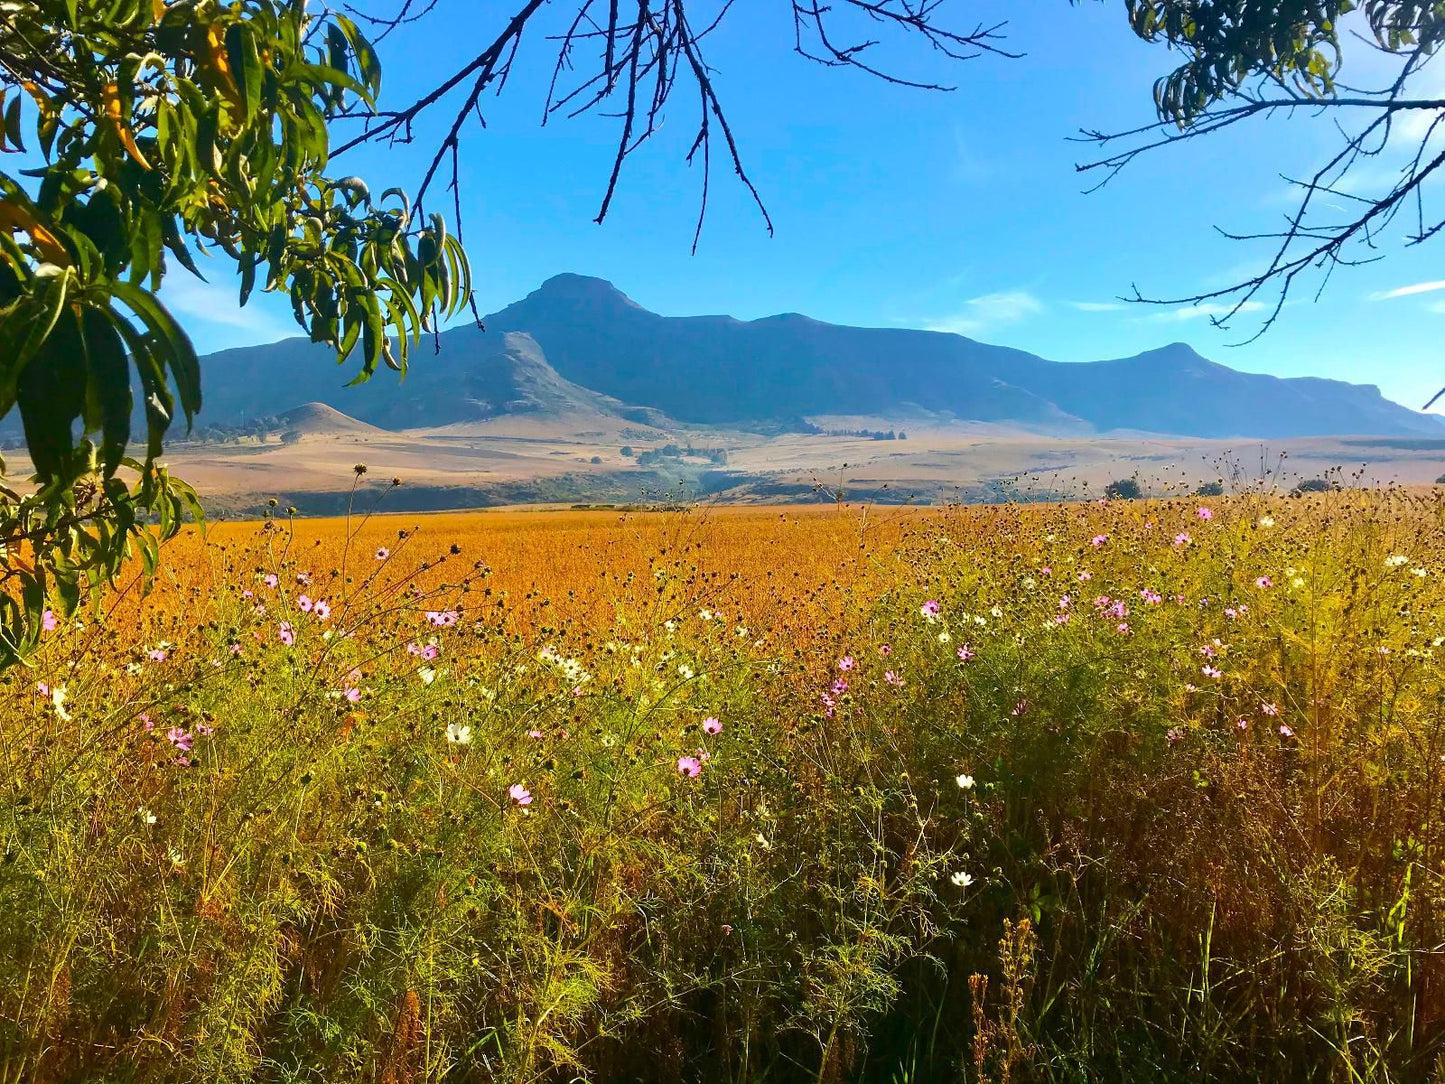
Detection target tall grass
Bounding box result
[2,490,1444,1082]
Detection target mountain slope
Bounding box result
[359,331,672,430]
[185,273,1445,438]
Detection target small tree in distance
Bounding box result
[1105,478,1142,500]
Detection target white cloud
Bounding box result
[1145,301,1266,323]
[1369,280,1445,301]
[160,274,296,342]
[1069,300,1125,313]
[926,290,1043,335]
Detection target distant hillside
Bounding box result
[274,402,383,437]
[183,274,1445,439]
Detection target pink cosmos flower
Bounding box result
[36,681,49,698]
[375,547,390,561]
[837,655,856,672]
[1202,665,1222,678]
[1054,613,1070,625]
[406,642,421,656]
[1090,534,1108,547]
[1141,589,1162,605]
[878,644,892,656]
[278,622,295,646]
[264,573,279,589]
[1174,532,1192,547]
[1279,724,1294,737]
[884,670,905,687]
[1166,727,1183,744]
[1255,576,1273,589]
[1040,567,1052,576]
[1077,571,1093,582]
[830,678,848,696]
[241,589,254,599]
[195,722,214,736]
[676,755,703,778]
[920,599,942,618]
[1116,622,1130,634]
[165,727,193,752]
[41,609,58,632]
[1059,594,1072,610]
[957,645,975,662]
[508,783,534,805]
[296,572,311,585]
[1235,717,1249,730]
[421,644,439,661]
[1197,507,1214,521]
[528,729,545,739]
[820,693,837,718]
[139,712,154,731]
[148,648,168,663]
[298,595,313,613]
[313,600,331,620]
[344,686,362,703]
[1261,702,1280,716]
[702,716,723,735]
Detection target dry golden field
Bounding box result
[7,490,1445,1083]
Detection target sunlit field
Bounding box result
[4,490,1445,1083]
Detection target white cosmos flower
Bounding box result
[418,666,437,685]
[950,870,974,888]
[52,685,71,722]
[137,807,157,825]
[938,631,951,644]
[955,773,975,790]
[1386,555,1410,568]
[446,722,472,745]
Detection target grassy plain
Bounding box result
[3,491,1445,1082]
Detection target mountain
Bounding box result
[187,273,1445,439]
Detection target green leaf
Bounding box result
[110,280,201,426]
[79,307,133,476]
[15,306,86,479]
[3,94,23,153]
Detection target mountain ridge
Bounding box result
[187,273,1445,439]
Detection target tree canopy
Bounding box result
[0,0,469,662]
[1093,1,1445,370]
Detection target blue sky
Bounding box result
[168,0,1445,414]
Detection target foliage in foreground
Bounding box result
[0,0,468,663]
[3,493,1445,1082]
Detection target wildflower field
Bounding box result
[4,490,1445,1083]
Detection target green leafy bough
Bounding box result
[0,0,469,664]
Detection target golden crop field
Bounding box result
[4,490,1445,1083]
